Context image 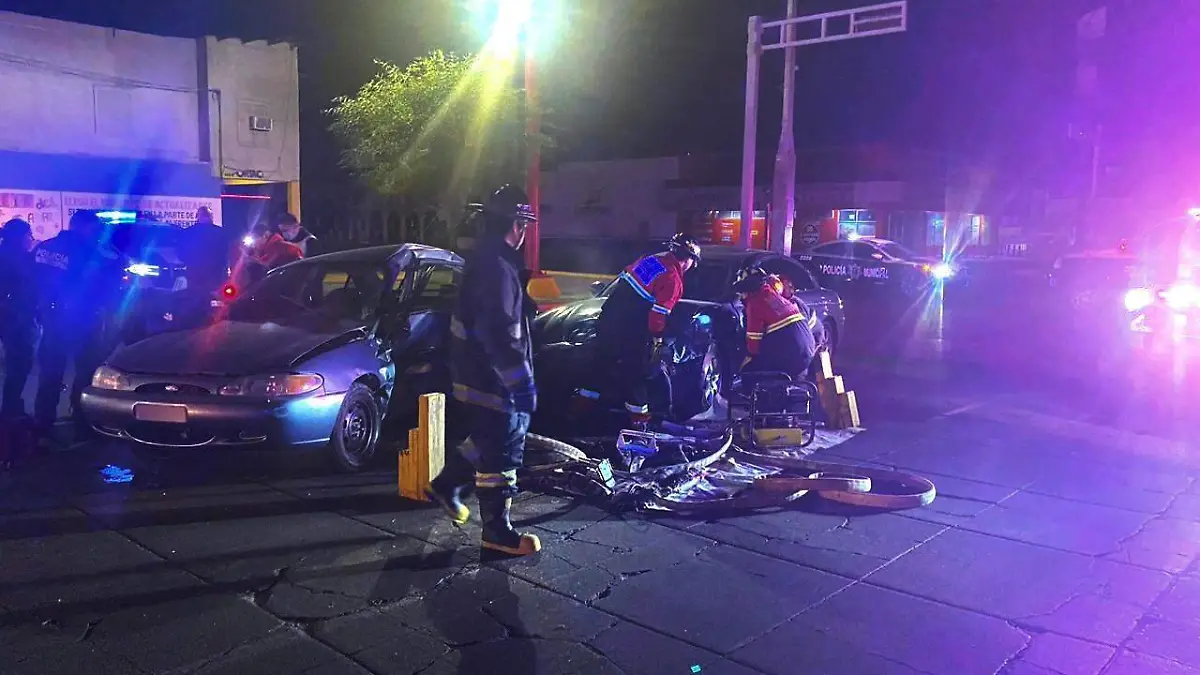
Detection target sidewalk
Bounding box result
[2,372,1200,674]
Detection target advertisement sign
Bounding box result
[0,190,65,240]
[61,192,223,228]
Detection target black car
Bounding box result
[533,247,844,425]
[795,237,959,298]
[80,244,462,472]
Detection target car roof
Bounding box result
[698,246,777,262]
[300,244,464,266]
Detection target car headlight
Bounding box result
[929,263,954,280]
[1124,287,1155,312]
[218,373,324,397]
[92,366,133,391]
[126,262,161,277]
[1164,283,1200,312]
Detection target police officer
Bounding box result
[33,209,124,440]
[0,218,36,418]
[733,266,824,379]
[588,233,701,425]
[425,184,541,557]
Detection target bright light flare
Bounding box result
[125,262,160,277]
[1188,206,1200,219]
[1125,287,1155,312]
[1165,283,1200,312]
[930,263,954,280]
[469,0,555,59]
[242,235,255,248]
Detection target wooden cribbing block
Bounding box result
[835,390,861,429]
[753,428,810,448]
[815,350,835,381]
[398,392,447,501]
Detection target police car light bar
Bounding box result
[98,210,139,223]
[125,262,161,277]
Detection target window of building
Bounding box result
[836,209,876,239]
[926,212,988,248]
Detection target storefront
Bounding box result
[0,149,222,240]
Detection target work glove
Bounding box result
[512,386,538,415]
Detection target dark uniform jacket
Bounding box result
[0,245,35,321]
[450,234,537,413]
[597,252,686,341]
[33,230,124,321]
[743,281,820,375]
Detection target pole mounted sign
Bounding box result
[741,1,907,254]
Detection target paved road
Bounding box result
[4,295,1200,675]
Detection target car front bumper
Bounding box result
[79,388,346,449]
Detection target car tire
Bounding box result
[328,382,383,473]
[822,319,838,358]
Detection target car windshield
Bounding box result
[876,241,920,260]
[229,260,390,328]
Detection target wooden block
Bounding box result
[815,350,835,381]
[835,390,861,429]
[398,392,447,502]
[816,375,843,423]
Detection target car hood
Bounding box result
[108,320,356,376]
[535,297,605,340]
[534,296,724,345]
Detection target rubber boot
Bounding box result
[425,477,471,525]
[478,492,541,556]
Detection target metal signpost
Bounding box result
[740,1,908,253]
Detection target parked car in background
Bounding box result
[533,247,844,426]
[80,244,462,472]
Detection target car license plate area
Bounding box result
[134,403,188,424]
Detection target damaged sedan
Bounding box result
[80,244,462,472]
[532,247,844,429]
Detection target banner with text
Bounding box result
[61,192,224,229]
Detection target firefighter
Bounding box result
[734,266,823,380]
[425,184,541,557]
[32,209,125,442]
[588,233,701,425]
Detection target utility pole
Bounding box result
[739,17,762,250]
[741,1,907,252]
[770,0,798,255]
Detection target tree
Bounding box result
[328,51,542,230]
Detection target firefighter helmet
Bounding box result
[732,265,768,293]
[668,233,702,262]
[468,184,537,223]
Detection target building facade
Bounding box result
[0,12,299,239]
[542,148,1036,258]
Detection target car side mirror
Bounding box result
[590,280,608,296]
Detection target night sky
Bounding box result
[0,0,1093,190]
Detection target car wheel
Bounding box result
[328,383,382,473]
[822,319,837,358]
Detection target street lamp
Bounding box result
[741,1,908,255]
[471,0,552,285]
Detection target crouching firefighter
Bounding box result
[581,234,701,425]
[734,266,823,381]
[425,184,542,557]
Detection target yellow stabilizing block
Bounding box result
[527,274,562,301]
[835,390,861,429]
[753,428,810,448]
[398,393,447,501]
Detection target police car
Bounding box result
[794,236,958,297]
